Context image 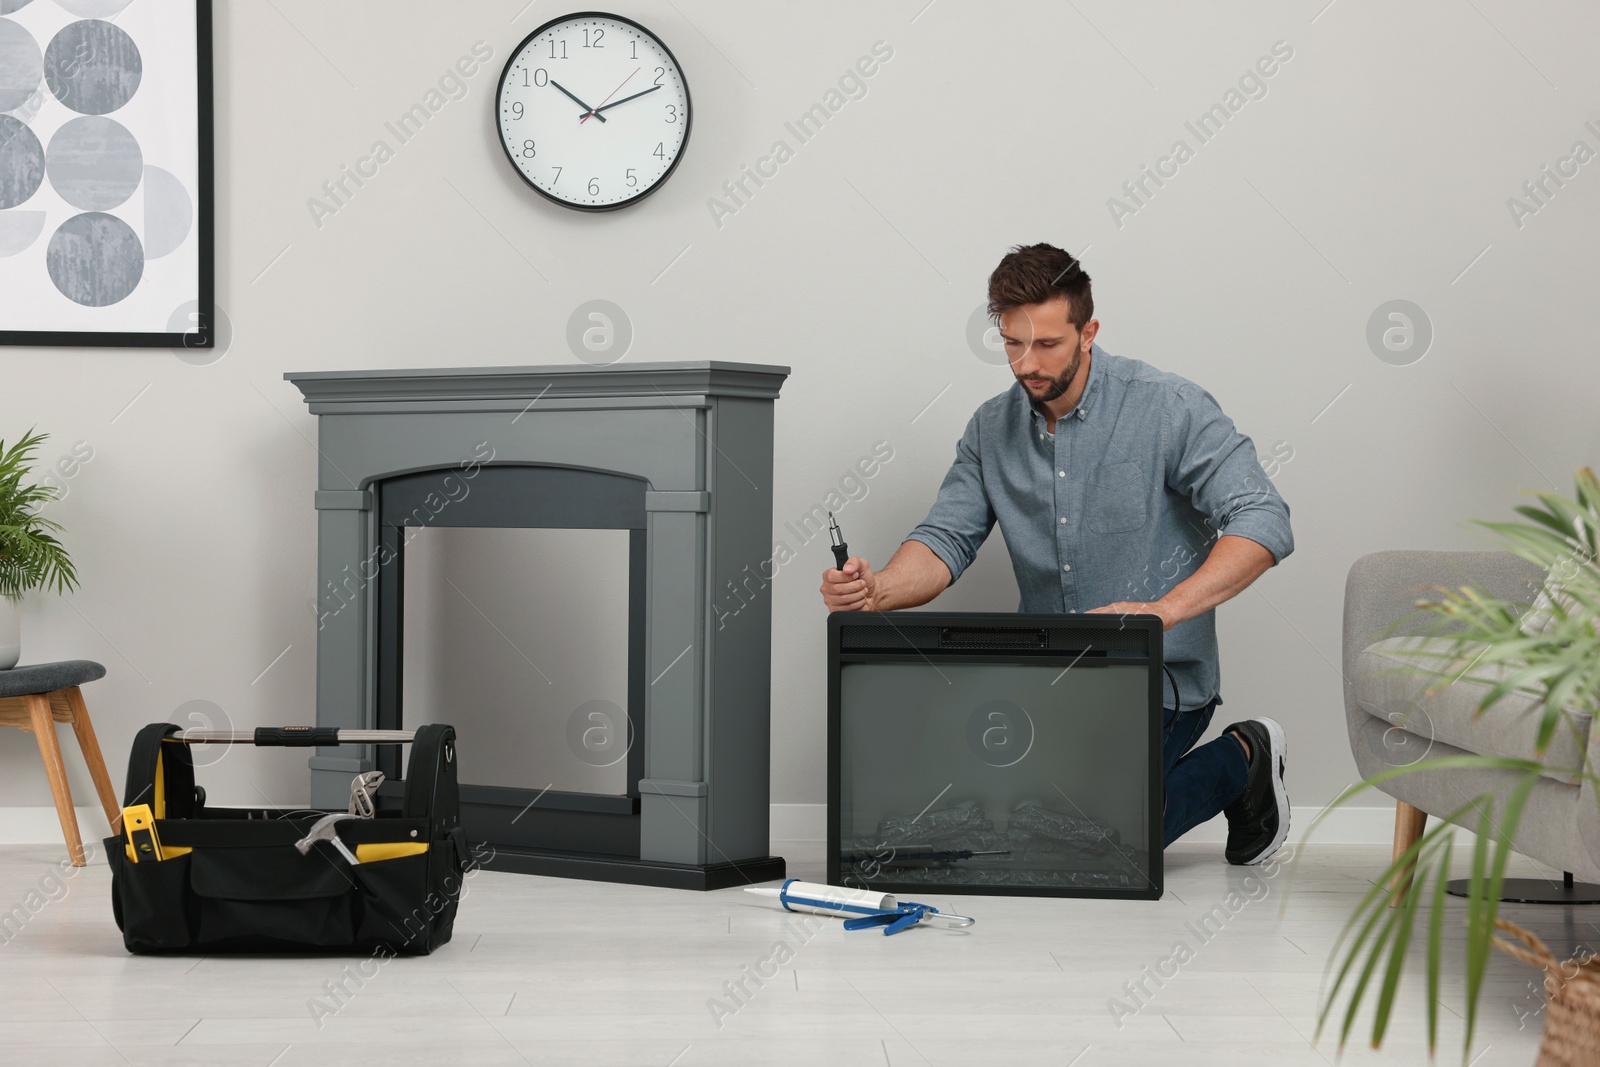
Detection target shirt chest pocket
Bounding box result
[1086,461,1150,534]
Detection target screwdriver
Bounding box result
[828,511,850,571]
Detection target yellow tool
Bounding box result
[123,804,162,863]
[354,842,430,864]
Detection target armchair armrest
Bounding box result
[1342,549,1545,703]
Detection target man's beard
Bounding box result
[1018,346,1083,411]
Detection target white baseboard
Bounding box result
[0,803,1400,848]
[0,806,116,846]
[769,803,1400,845]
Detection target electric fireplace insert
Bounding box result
[828,611,1164,900]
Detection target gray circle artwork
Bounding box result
[967,303,1010,366]
[565,299,633,365]
[566,699,631,767]
[47,115,141,210]
[46,211,143,306]
[964,698,1035,768]
[1366,299,1433,366]
[55,0,134,16]
[45,19,141,115]
[167,300,232,364]
[0,17,42,111]
[0,1,36,13]
[5,84,42,122]
[142,164,192,259]
[0,113,42,208]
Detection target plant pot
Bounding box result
[0,596,18,670]
[1494,917,1600,1065]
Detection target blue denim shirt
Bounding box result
[903,343,1294,713]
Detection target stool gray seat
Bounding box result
[0,660,106,698]
[0,659,119,866]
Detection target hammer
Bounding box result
[295,812,360,865]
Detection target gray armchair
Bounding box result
[1342,549,1600,893]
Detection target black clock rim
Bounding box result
[494,10,693,213]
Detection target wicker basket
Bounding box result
[1493,917,1600,1066]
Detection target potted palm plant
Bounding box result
[0,429,80,669]
[1303,466,1600,1064]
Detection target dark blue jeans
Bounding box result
[1162,696,1250,847]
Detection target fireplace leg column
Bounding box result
[639,781,708,864]
[638,506,707,865]
[309,491,375,809]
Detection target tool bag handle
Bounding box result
[124,723,195,818]
[173,728,416,746]
[124,724,424,821]
[402,723,459,824]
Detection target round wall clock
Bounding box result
[495,12,692,211]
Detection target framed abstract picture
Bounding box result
[0,0,212,348]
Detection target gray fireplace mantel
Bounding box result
[287,361,789,409]
[284,361,790,889]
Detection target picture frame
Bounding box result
[0,0,213,348]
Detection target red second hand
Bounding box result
[580,67,639,124]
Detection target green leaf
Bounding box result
[0,428,78,599]
[1426,835,1452,1054]
[1464,772,1539,1054]
[1317,873,1403,1044]
[1314,793,1483,1044]
[1370,832,1434,1046]
[1339,884,1408,1051]
[1462,798,1493,1055]
[1510,503,1576,538]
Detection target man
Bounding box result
[818,243,1294,865]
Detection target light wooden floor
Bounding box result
[0,836,1587,1066]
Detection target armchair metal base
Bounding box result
[1446,872,1600,905]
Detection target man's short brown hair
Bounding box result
[987,243,1093,329]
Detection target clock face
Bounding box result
[496,12,692,211]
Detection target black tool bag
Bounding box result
[106,724,470,955]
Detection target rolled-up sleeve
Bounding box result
[1164,383,1294,564]
[903,412,997,584]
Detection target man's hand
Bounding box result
[1086,600,1175,631]
[817,540,951,613]
[821,557,879,612]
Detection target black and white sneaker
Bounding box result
[1222,717,1288,865]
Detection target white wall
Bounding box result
[6,0,1599,829]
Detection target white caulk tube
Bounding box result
[745,879,895,918]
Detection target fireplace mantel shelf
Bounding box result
[285,361,791,410]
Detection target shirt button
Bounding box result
[1063,564,1072,572]
[1057,470,1065,478]
[1059,517,1066,524]
[1038,433,1043,440]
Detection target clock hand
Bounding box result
[578,67,640,125]
[549,79,607,123]
[590,84,663,116]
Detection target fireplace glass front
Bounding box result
[829,613,1163,900]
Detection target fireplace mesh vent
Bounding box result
[940,626,1047,648]
[838,623,1149,655]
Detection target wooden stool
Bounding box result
[0,660,120,866]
